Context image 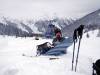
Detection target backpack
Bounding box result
[93,59,100,75]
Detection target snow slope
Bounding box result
[68,29,100,61]
[0,30,100,75]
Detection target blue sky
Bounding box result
[0,0,100,20]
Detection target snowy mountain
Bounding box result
[1,9,100,37]
[0,17,33,37]
[63,9,100,37]
[33,18,74,33]
[0,16,74,37]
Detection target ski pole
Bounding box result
[72,40,76,71]
[75,38,81,72]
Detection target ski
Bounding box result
[22,53,37,57]
[22,53,59,60]
[49,58,59,60]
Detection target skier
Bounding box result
[52,29,64,46]
[36,25,64,56]
[45,24,55,38]
[36,42,54,56]
[54,27,62,36]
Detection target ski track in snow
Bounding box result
[0,30,100,75]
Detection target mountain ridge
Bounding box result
[0,17,73,37]
[63,9,100,37]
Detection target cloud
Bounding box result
[0,0,100,20]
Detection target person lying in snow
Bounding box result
[36,42,54,56]
[36,34,65,56]
[36,27,64,56]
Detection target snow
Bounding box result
[99,13,100,16]
[0,17,7,25]
[0,30,100,75]
[17,23,29,33]
[21,20,41,33]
